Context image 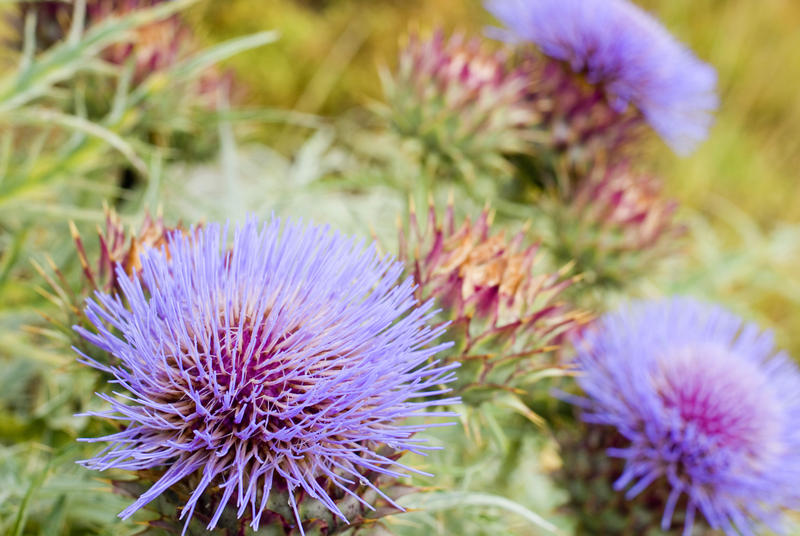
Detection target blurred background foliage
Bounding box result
[187,0,800,222]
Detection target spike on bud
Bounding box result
[90,207,183,294]
[36,209,185,354]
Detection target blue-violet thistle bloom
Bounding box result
[570,297,800,535]
[486,0,718,155]
[76,218,458,534]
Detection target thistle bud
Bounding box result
[381,30,535,181]
[546,164,682,288]
[399,199,588,402]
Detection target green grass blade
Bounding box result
[6,107,148,176]
[400,491,563,535]
[11,455,52,536]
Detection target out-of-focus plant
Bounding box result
[377,30,534,183]
[544,163,683,289]
[557,298,800,535]
[12,0,238,149]
[7,0,236,160]
[0,0,276,296]
[486,0,717,172]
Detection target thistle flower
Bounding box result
[567,298,800,535]
[399,199,587,399]
[486,0,717,157]
[76,218,458,534]
[381,31,535,181]
[547,164,682,287]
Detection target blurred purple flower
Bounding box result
[76,218,457,534]
[570,298,800,535]
[486,0,717,155]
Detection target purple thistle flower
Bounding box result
[75,218,458,534]
[570,297,800,535]
[486,0,718,155]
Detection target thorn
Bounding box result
[68,220,80,241]
[558,259,576,276]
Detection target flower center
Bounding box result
[654,345,782,463]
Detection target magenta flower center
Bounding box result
[655,345,781,459]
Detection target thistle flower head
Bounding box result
[76,218,457,534]
[486,0,717,155]
[570,298,800,535]
[382,30,535,179]
[400,200,586,397]
[548,164,682,286]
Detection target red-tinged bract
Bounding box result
[399,201,587,398]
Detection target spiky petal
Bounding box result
[382,30,535,180]
[569,298,800,535]
[486,0,717,156]
[76,218,458,534]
